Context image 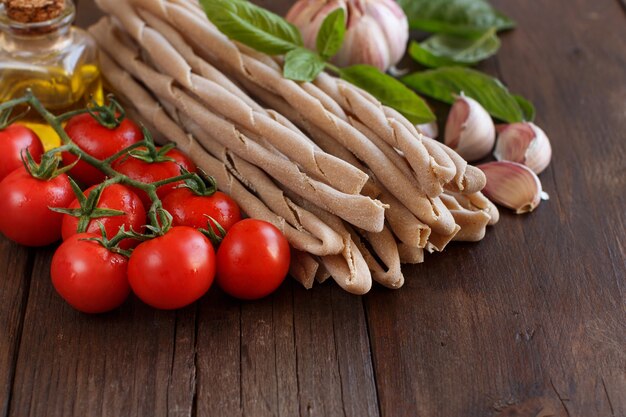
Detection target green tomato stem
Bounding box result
[7,90,200,241]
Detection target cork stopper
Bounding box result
[4,0,65,24]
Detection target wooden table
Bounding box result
[1,1,625,416]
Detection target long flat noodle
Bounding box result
[137,8,264,112]
[290,250,319,290]
[398,244,425,264]
[315,263,332,284]
[112,5,369,197]
[90,20,386,233]
[426,224,462,253]
[447,191,500,226]
[348,116,414,179]
[351,225,404,289]
[378,189,431,249]
[382,106,486,196]
[285,193,373,295]
[97,50,348,258]
[232,63,454,236]
[334,82,454,197]
[183,123,345,256]
[421,137,486,195]
[240,80,383,199]
[314,73,457,189]
[118,0,457,236]
[439,194,491,242]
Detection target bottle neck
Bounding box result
[0,0,75,54]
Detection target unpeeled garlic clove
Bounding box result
[444,94,496,162]
[286,0,409,71]
[493,122,552,174]
[478,161,545,214]
[416,121,439,138]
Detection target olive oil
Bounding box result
[0,0,103,150]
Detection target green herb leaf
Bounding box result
[402,67,532,123]
[199,0,303,55]
[396,0,515,36]
[283,48,326,82]
[513,94,536,122]
[316,8,346,60]
[408,29,500,68]
[339,65,436,125]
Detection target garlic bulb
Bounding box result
[444,94,496,162]
[478,161,546,214]
[286,0,409,72]
[493,122,552,174]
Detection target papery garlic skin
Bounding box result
[478,161,544,214]
[417,121,439,139]
[444,94,496,162]
[286,0,409,71]
[494,122,552,174]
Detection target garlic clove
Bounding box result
[286,0,345,49]
[416,121,439,138]
[444,94,496,162]
[286,0,409,72]
[493,122,552,174]
[478,161,544,214]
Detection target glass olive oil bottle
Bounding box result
[0,0,103,150]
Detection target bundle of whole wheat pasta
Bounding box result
[88,0,499,294]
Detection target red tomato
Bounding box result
[0,124,44,181]
[61,184,146,249]
[216,219,290,300]
[128,227,215,310]
[62,114,143,186]
[51,233,130,314]
[0,167,74,246]
[112,148,196,208]
[162,188,241,233]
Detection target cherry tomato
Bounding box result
[0,167,74,246]
[62,114,143,186]
[61,184,146,249]
[51,233,130,314]
[112,148,196,208]
[128,227,215,310]
[216,219,290,300]
[162,188,241,233]
[0,124,44,181]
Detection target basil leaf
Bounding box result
[408,29,500,68]
[283,48,326,82]
[340,65,436,125]
[397,0,515,36]
[199,0,303,55]
[316,8,346,60]
[513,94,536,122]
[402,67,532,123]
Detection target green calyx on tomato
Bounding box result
[85,95,127,130]
[79,222,136,258]
[179,168,218,197]
[22,148,77,181]
[50,178,126,234]
[125,127,177,164]
[198,216,227,246]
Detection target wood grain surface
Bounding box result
[0,0,624,416]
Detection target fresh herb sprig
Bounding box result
[199,0,535,125]
[199,0,436,125]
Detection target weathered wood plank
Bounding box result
[0,238,32,417]
[365,0,626,416]
[6,250,195,417]
[194,281,379,417]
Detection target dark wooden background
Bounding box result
[1,0,625,416]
